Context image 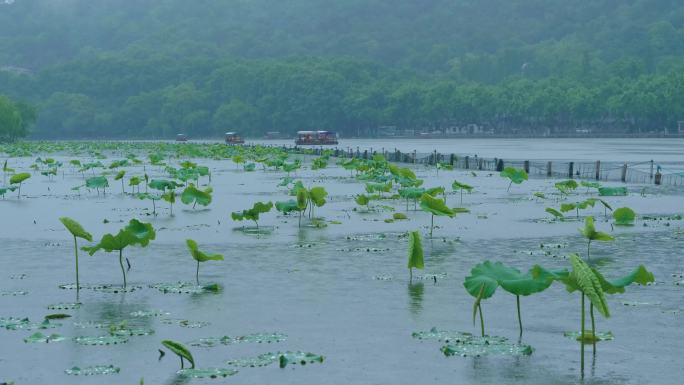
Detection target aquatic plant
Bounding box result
[59,217,92,297]
[9,172,30,199]
[129,176,141,193]
[186,239,224,285]
[162,340,195,369]
[231,201,273,229]
[181,184,212,209]
[451,180,473,205]
[555,180,578,195]
[419,193,455,237]
[407,231,424,281]
[500,167,528,192]
[2,159,14,185]
[613,207,636,226]
[464,261,553,337]
[114,170,126,193]
[545,207,564,220]
[579,216,613,260]
[85,176,109,195]
[82,219,156,288]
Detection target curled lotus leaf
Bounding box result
[419,193,454,217]
[59,217,92,241]
[613,207,636,225]
[500,167,528,184]
[579,216,614,242]
[162,340,195,368]
[9,172,30,185]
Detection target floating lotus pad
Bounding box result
[177,368,238,379]
[74,321,111,329]
[373,274,393,281]
[161,318,210,328]
[73,335,129,345]
[414,328,533,357]
[111,327,155,337]
[226,353,279,367]
[441,338,533,357]
[149,282,221,294]
[47,302,81,310]
[65,365,120,376]
[0,290,28,296]
[58,283,142,293]
[0,317,61,330]
[278,351,325,368]
[189,332,287,347]
[24,332,66,343]
[564,331,614,342]
[130,310,169,317]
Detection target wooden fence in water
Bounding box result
[274,145,684,187]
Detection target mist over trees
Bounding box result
[1,0,684,138]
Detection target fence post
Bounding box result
[595,160,601,180]
[465,156,470,169]
[568,162,574,178]
[655,171,662,185]
[650,160,654,180]
[363,150,368,160]
[621,163,627,182]
[450,153,455,166]
[496,159,504,172]
[523,160,530,174]
[546,161,552,177]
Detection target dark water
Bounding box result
[0,154,683,384]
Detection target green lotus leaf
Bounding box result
[85,176,108,189]
[407,231,424,270]
[181,184,212,207]
[10,172,30,185]
[579,216,614,242]
[59,217,92,241]
[124,219,156,246]
[82,230,139,255]
[398,187,425,199]
[275,200,300,214]
[500,167,528,184]
[545,207,564,219]
[560,203,576,213]
[355,194,369,206]
[186,239,224,263]
[114,170,125,181]
[592,265,654,294]
[162,340,195,369]
[309,186,327,207]
[598,187,627,196]
[419,193,454,217]
[149,179,181,191]
[464,261,522,299]
[452,180,473,192]
[567,254,610,318]
[613,207,636,226]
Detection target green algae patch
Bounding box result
[65,365,120,376]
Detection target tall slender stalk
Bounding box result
[430,214,434,237]
[478,304,485,337]
[73,236,80,300]
[196,261,200,286]
[516,295,523,338]
[119,249,127,288]
[590,304,596,353]
[581,294,585,379]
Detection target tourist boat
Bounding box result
[295,130,339,145]
[225,132,245,144]
[175,134,188,142]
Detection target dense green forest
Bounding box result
[1,0,684,138]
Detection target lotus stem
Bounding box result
[581,294,585,378]
[478,303,485,337]
[516,295,523,338]
[430,214,434,238]
[409,267,413,283]
[590,303,596,353]
[587,240,591,261]
[196,261,200,286]
[17,183,21,199]
[180,356,184,369]
[507,180,512,192]
[73,236,80,299]
[119,249,127,288]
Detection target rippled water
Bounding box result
[0,153,683,384]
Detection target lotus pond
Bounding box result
[0,141,682,385]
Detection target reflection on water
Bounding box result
[408,282,424,316]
